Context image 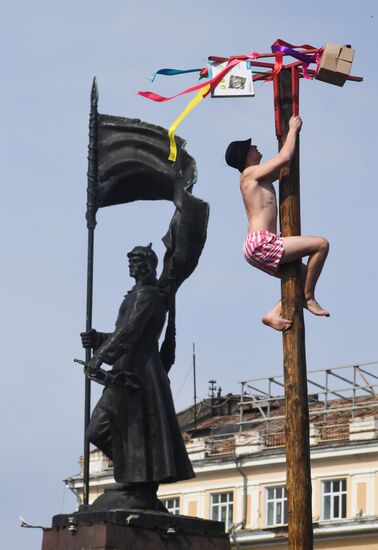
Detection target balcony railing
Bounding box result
[319,423,350,441]
[264,431,285,448]
[208,437,236,456]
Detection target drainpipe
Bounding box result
[229,525,242,550]
[228,458,247,549]
[235,458,248,529]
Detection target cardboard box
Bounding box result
[208,59,255,98]
[315,43,355,87]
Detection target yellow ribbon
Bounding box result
[168,84,210,162]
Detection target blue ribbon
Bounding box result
[151,68,203,82]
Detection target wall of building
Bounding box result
[156,443,378,540]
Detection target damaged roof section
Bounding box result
[178,362,378,454]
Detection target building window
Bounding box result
[266,486,288,526]
[322,479,347,520]
[161,497,180,515]
[211,492,233,529]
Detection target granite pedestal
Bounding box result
[41,509,231,550]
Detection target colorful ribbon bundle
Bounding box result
[270,39,323,80]
[138,40,323,162]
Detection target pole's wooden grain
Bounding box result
[278,68,313,550]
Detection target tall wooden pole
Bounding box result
[277,68,313,549]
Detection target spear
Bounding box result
[82,77,98,506]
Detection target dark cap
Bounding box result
[225,138,252,172]
[127,243,158,270]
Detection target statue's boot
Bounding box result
[87,482,169,512]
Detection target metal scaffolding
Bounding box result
[239,361,378,440]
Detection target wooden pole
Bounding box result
[277,68,313,549]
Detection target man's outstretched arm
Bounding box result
[247,116,302,182]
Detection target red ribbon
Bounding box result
[138,42,323,104]
[138,53,260,103]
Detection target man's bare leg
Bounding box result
[262,301,292,332]
[281,236,330,316]
[299,263,329,316]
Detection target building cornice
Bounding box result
[191,439,378,475]
[232,518,378,545]
[65,439,378,490]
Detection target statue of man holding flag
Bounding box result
[81,244,195,511]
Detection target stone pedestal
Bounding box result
[41,509,231,550]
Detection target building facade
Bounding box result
[66,363,378,549]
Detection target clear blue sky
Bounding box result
[1,1,377,548]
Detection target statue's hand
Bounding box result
[87,354,103,373]
[80,329,97,349]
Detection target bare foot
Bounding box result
[262,314,292,332]
[304,298,330,317]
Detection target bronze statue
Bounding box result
[78,81,209,511]
[81,244,195,511]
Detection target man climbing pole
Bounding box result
[225,115,330,331]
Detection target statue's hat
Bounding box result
[127,244,158,270]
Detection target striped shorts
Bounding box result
[243,230,284,277]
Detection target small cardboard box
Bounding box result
[315,43,355,87]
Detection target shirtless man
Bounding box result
[225,115,329,331]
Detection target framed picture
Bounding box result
[208,59,255,98]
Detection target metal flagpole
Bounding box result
[82,77,98,506]
[193,342,197,430]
